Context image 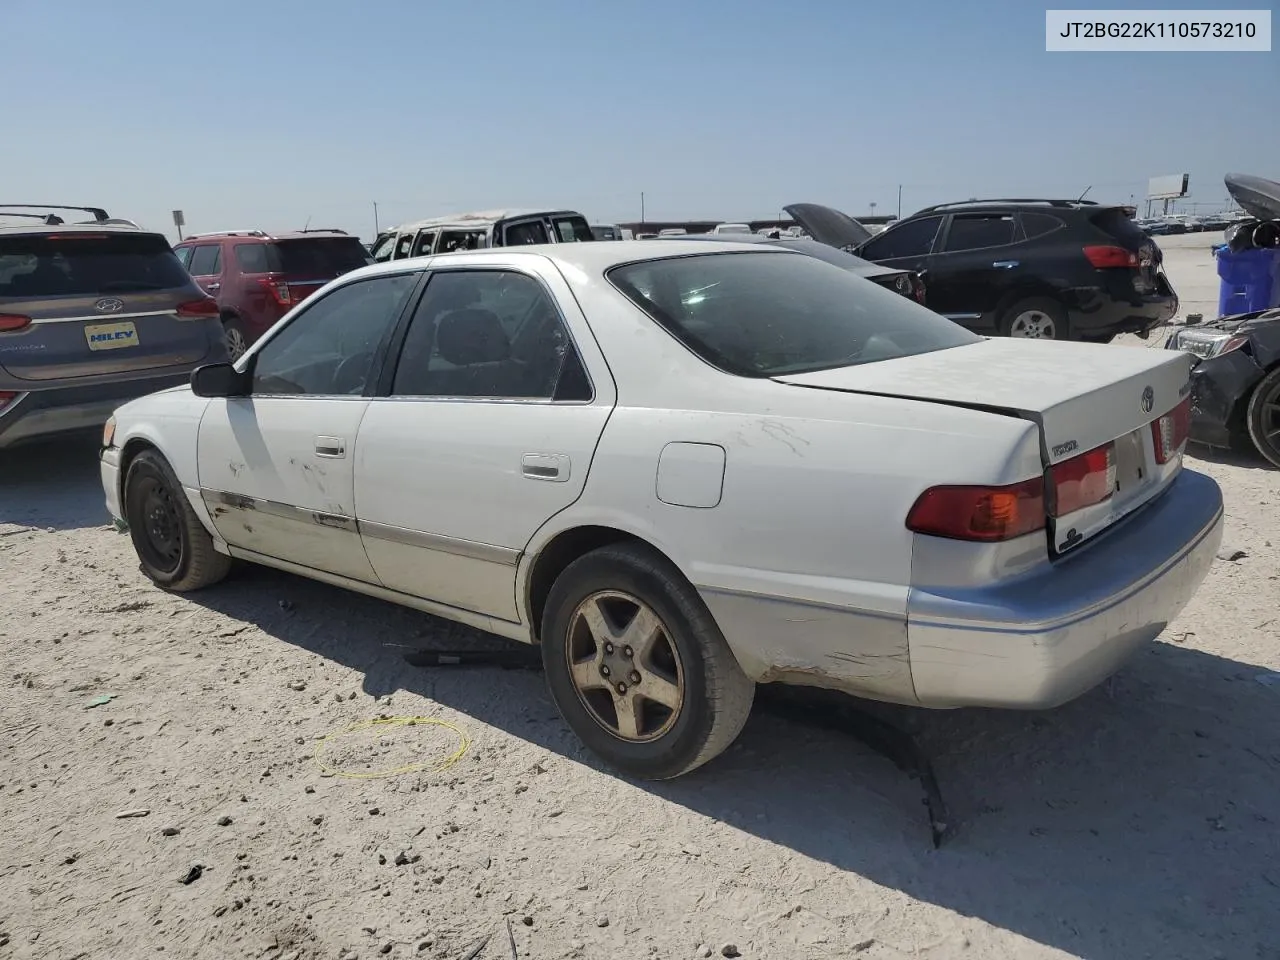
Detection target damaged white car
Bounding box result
[100,241,1224,779]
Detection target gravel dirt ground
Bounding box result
[2,235,1277,960]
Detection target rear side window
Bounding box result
[0,233,194,298]
[1019,213,1065,240]
[859,216,943,260]
[608,251,980,378]
[272,237,372,277]
[503,220,550,245]
[188,245,222,276]
[234,243,272,273]
[552,216,593,242]
[943,214,1016,252]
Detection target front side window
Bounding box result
[251,273,418,396]
[411,231,437,257]
[390,270,590,401]
[859,216,943,261]
[187,244,222,277]
[553,216,593,242]
[394,234,414,259]
[608,251,979,378]
[173,245,193,269]
[371,235,396,262]
[943,214,1017,252]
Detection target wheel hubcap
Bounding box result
[225,327,247,360]
[139,479,182,571]
[1009,310,1056,339]
[565,591,684,742]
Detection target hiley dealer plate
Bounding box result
[85,321,139,351]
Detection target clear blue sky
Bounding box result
[4,0,1275,240]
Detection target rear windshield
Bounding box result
[0,233,191,299]
[608,251,979,378]
[269,237,373,277]
[1091,209,1150,247]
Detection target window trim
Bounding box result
[235,269,427,401]
[374,264,597,406]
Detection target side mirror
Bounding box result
[191,362,251,398]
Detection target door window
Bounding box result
[502,219,550,246]
[173,245,193,270]
[858,216,942,260]
[394,234,414,259]
[371,235,396,263]
[552,216,593,242]
[942,214,1017,252]
[411,231,437,257]
[438,230,485,252]
[251,273,418,396]
[390,270,591,401]
[188,244,222,276]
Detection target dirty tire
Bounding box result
[998,296,1069,340]
[124,449,231,591]
[1245,366,1280,469]
[541,543,755,780]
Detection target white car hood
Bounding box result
[774,338,1194,465]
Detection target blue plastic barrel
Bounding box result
[1216,246,1280,317]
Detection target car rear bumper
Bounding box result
[906,468,1223,708]
[0,372,191,449]
[1069,283,1179,338]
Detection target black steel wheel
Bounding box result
[1246,366,1280,469]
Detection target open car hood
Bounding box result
[784,203,874,251]
[1225,173,1280,222]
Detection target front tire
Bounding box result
[541,543,755,780]
[998,297,1069,340]
[124,450,231,591]
[1245,366,1280,469]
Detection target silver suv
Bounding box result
[0,204,227,449]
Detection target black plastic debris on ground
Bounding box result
[405,644,952,848]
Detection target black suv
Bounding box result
[789,200,1178,342]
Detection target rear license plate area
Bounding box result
[85,320,139,351]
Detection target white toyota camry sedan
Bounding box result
[100,240,1224,779]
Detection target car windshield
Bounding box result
[0,233,191,297]
[607,251,979,378]
[270,237,373,276]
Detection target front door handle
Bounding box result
[206,282,221,291]
[315,436,346,458]
[992,260,1019,269]
[522,453,569,482]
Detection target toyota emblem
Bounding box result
[1140,385,1154,414]
[94,297,125,313]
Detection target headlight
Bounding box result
[102,416,116,448]
[1170,330,1250,360]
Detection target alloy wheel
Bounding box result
[224,326,247,361]
[1008,310,1058,339]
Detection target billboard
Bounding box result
[1147,174,1189,200]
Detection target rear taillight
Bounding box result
[0,313,32,332]
[1083,245,1139,269]
[259,277,292,306]
[0,390,17,412]
[175,298,220,319]
[906,478,1046,542]
[1151,396,1191,464]
[1049,442,1116,516]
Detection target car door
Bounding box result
[923,212,1020,325]
[196,270,420,581]
[187,243,224,299]
[355,260,615,623]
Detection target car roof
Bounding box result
[0,222,162,239]
[342,239,780,283]
[176,229,352,244]
[388,209,582,233]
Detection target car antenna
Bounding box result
[1076,185,1092,202]
[302,215,312,232]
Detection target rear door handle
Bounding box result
[992,260,1019,269]
[315,436,346,458]
[522,453,569,482]
[205,282,221,291]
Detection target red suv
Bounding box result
[173,229,372,359]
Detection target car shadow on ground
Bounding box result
[0,434,107,532]
[181,563,1277,960]
[1189,442,1276,472]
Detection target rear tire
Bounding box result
[222,317,249,361]
[124,450,231,591]
[1245,366,1280,469]
[540,543,755,780]
[998,297,1069,340]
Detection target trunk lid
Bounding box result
[0,231,211,382]
[783,203,874,251]
[269,235,372,301]
[775,338,1194,553]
